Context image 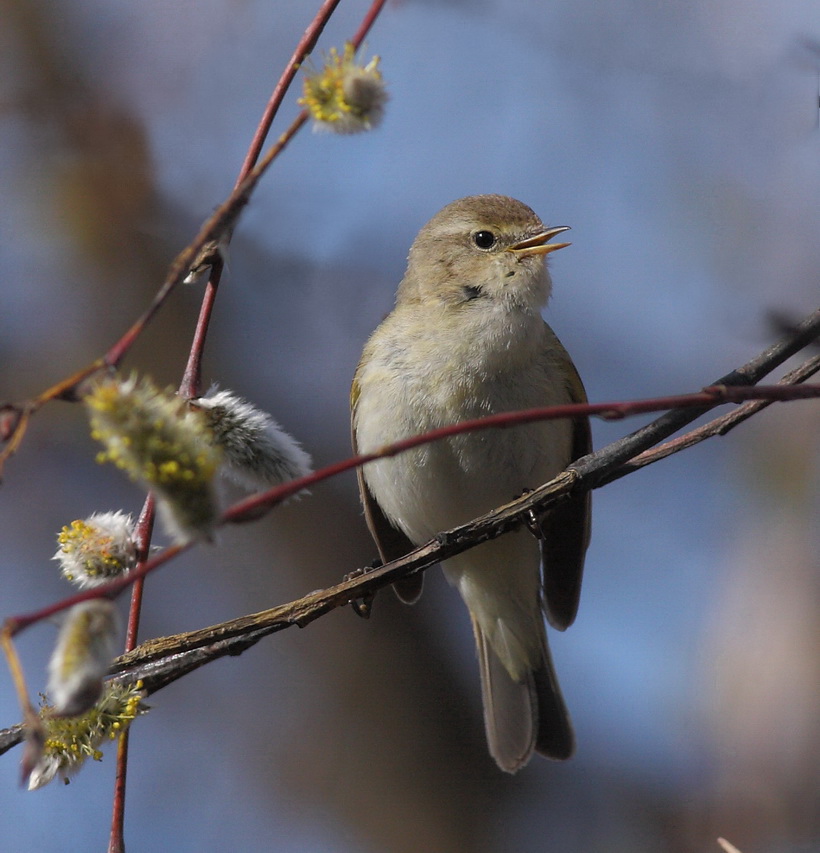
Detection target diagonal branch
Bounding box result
[57,370,820,704]
[0,0,392,479]
[582,306,820,489]
[619,353,820,475]
[0,313,817,756]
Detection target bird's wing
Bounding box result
[351,375,424,604]
[538,330,592,630]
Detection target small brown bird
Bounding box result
[351,195,591,772]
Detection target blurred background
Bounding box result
[1,0,818,850]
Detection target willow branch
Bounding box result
[585,305,820,487]
[0,0,392,477]
[84,373,820,698]
[107,4,379,838]
[2,375,816,649]
[0,378,817,754]
[621,353,820,474]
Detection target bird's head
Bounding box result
[398,194,570,311]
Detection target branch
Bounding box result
[0,368,817,754]
[106,5,389,841]
[619,353,820,475]
[568,306,820,489]
[108,378,820,686]
[0,0,392,478]
[74,375,820,697]
[3,378,817,643]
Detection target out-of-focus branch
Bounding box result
[237,0,340,180]
[0,0,392,478]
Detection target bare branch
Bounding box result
[0,312,818,755]
[586,306,820,488]
[620,354,820,474]
[0,0,392,476]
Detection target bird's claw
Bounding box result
[343,560,381,619]
[515,488,543,539]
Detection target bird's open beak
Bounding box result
[507,226,571,257]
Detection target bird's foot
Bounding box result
[515,487,543,539]
[343,560,381,619]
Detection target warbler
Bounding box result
[351,195,591,772]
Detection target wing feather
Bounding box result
[538,331,592,630]
[351,375,423,604]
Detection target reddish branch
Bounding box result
[3,377,818,642]
[0,357,817,759]
[102,2,392,847]
[0,0,392,477]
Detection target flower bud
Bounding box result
[53,511,137,588]
[47,600,119,717]
[195,388,312,492]
[85,375,221,543]
[27,681,146,790]
[301,44,388,134]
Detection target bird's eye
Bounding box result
[472,230,497,250]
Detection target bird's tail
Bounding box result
[472,616,574,773]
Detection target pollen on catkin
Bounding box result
[47,600,119,716]
[300,43,387,134]
[27,681,146,790]
[53,511,137,588]
[84,375,221,543]
[194,388,313,492]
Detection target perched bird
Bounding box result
[351,195,591,772]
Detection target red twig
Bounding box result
[350,0,391,50]
[123,497,156,653]
[4,382,817,641]
[236,0,343,184]
[225,381,820,521]
[103,3,393,842]
[179,261,223,400]
[5,542,187,638]
[107,495,155,851]
[108,729,129,853]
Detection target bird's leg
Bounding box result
[343,559,381,619]
[515,487,544,539]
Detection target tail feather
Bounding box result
[532,650,575,761]
[473,617,574,772]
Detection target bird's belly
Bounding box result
[354,342,574,676]
[358,390,571,545]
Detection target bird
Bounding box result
[351,194,591,772]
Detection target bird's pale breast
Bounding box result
[354,303,573,545]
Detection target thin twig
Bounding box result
[3,379,818,643]
[236,0,343,184]
[109,494,155,848]
[0,0,392,477]
[350,0,390,51]
[100,5,393,840]
[587,306,820,488]
[108,729,129,853]
[621,354,820,474]
[0,371,817,755]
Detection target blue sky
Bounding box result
[1,1,818,851]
